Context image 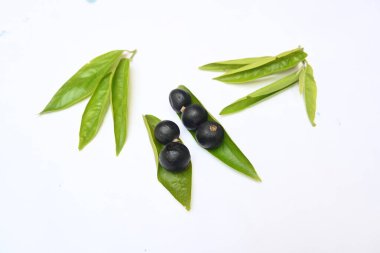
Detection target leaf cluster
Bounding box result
[41,50,137,154]
[200,47,317,126]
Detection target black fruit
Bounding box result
[196,121,224,149]
[169,89,192,113]
[181,104,208,130]
[154,120,180,144]
[159,142,191,172]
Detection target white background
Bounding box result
[0,0,379,252]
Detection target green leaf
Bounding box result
[214,56,276,76]
[214,47,307,84]
[276,47,304,58]
[220,71,300,115]
[298,67,306,94]
[143,114,192,210]
[41,50,124,114]
[199,56,274,72]
[302,64,317,126]
[111,58,130,155]
[79,73,112,150]
[177,85,261,182]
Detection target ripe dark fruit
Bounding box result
[159,142,191,172]
[154,120,180,144]
[169,89,192,113]
[181,104,208,130]
[196,121,224,149]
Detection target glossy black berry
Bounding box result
[159,142,191,172]
[154,120,180,144]
[195,121,224,149]
[169,89,192,113]
[181,104,208,130]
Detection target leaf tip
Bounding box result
[254,175,262,183]
[78,139,87,151]
[39,106,51,115]
[248,172,262,182]
[219,106,237,115]
[245,165,262,182]
[219,108,228,115]
[115,143,125,156]
[213,76,232,83]
[177,84,187,90]
[199,65,209,71]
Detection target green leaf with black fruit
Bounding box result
[143,114,192,210]
[176,85,261,182]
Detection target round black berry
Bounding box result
[181,104,208,130]
[159,142,191,172]
[169,89,192,113]
[195,121,224,149]
[154,120,180,144]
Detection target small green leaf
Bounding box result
[214,48,307,84]
[275,47,304,58]
[303,63,317,126]
[111,58,130,155]
[199,56,274,72]
[41,50,124,114]
[298,67,306,94]
[79,73,112,150]
[143,114,192,210]
[214,57,276,77]
[220,71,300,115]
[177,85,261,182]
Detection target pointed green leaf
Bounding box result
[177,85,261,182]
[79,73,112,150]
[199,56,274,72]
[303,64,317,126]
[298,67,306,94]
[214,48,307,84]
[111,58,130,155]
[246,71,300,98]
[143,114,192,210]
[41,50,124,113]
[276,47,303,58]
[214,56,276,76]
[220,71,300,115]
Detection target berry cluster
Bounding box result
[153,89,226,172]
[169,89,225,149]
[154,120,191,172]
